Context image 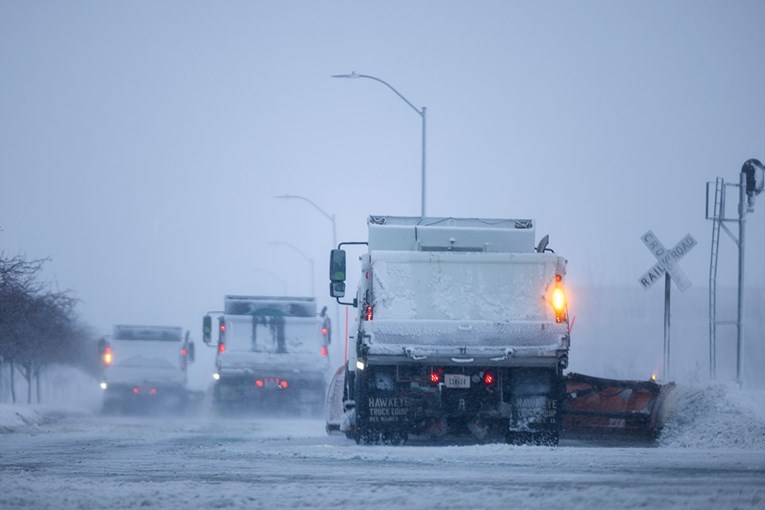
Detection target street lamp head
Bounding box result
[331,71,360,79]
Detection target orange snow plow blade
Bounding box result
[563,372,676,440]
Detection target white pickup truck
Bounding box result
[99,325,194,414]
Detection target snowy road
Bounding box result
[1,411,764,509]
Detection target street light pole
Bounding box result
[251,268,287,295]
[273,194,340,348]
[274,194,336,249]
[268,241,315,296]
[332,71,427,217]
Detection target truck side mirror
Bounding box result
[330,281,346,298]
[330,249,346,298]
[330,249,346,282]
[202,315,212,344]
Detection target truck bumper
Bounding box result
[102,384,188,414]
[352,363,564,443]
[213,371,326,413]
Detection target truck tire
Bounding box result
[506,431,559,446]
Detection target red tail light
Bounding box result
[132,387,140,394]
[365,305,373,321]
[321,345,328,357]
[218,319,227,351]
[483,372,495,385]
[150,388,157,396]
[321,327,328,336]
[180,348,187,357]
[430,371,441,384]
[255,379,264,388]
[279,380,288,389]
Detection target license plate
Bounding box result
[444,374,470,388]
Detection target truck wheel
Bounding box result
[102,399,121,415]
[534,431,559,446]
[506,431,559,446]
[355,424,375,445]
[381,430,408,446]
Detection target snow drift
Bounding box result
[659,383,765,449]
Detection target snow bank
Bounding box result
[0,404,46,433]
[0,403,97,433]
[659,383,765,449]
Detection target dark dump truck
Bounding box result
[327,216,571,444]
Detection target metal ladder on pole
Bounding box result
[707,177,724,379]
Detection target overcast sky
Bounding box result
[1,1,763,376]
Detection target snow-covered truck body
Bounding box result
[205,295,330,414]
[99,325,193,413]
[329,216,570,444]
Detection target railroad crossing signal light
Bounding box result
[742,158,764,196]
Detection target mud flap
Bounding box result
[354,366,416,444]
[504,367,564,445]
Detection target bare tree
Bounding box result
[0,252,89,403]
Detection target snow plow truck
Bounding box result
[327,216,570,445]
[325,216,679,445]
[203,295,331,415]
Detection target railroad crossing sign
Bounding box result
[638,230,697,380]
[639,231,697,292]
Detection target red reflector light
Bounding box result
[483,373,495,385]
[255,379,264,388]
[218,343,225,353]
[279,380,288,389]
[365,305,373,321]
[430,372,441,384]
[321,345,328,357]
[150,388,157,396]
[132,387,140,394]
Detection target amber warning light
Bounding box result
[102,347,113,366]
[551,275,567,323]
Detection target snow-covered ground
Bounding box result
[1,382,764,509]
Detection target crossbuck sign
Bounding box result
[639,230,697,380]
[639,231,697,292]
